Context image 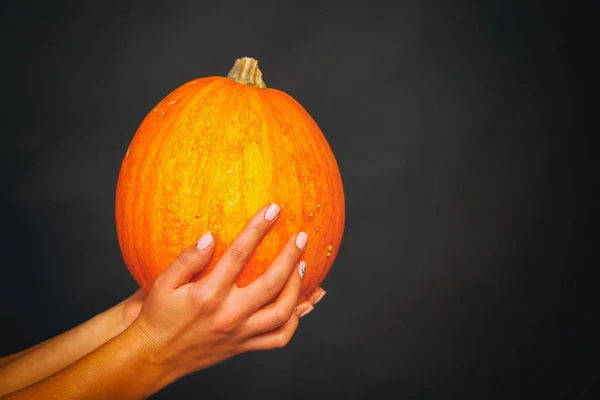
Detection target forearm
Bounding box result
[0,342,46,368]
[0,302,128,396]
[1,324,179,400]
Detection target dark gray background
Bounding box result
[0,0,592,399]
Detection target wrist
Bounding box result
[90,305,128,343]
[125,320,185,387]
[108,290,146,334]
[109,298,133,335]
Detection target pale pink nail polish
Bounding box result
[196,231,213,251]
[264,203,280,221]
[300,305,314,318]
[313,291,326,305]
[295,231,308,249]
[298,261,307,279]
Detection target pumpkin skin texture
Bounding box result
[115,58,345,303]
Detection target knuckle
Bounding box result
[274,332,293,349]
[264,274,280,294]
[282,248,298,265]
[271,307,291,327]
[228,244,250,264]
[247,220,263,235]
[177,248,200,270]
[215,314,239,334]
[193,286,219,310]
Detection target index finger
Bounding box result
[206,203,280,291]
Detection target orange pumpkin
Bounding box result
[115,57,345,303]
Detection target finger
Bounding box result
[293,287,325,317]
[156,231,216,290]
[298,304,314,318]
[208,203,280,290]
[243,260,306,335]
[308,287,326,306]
[241,232,308,311]
[240,314,300,352]
[294,301,313,317]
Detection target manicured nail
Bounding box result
[300,305,314,318]
[196,231,213,251]
[264,203,280,221]
[295,231,308,250]
[313,290,326,305]
[298,261,306,279]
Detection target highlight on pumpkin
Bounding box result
[115,57,345,304]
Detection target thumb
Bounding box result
[158,231,216,290]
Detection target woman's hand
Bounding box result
[117,281,323,338]
[1,203,330,399]
[130,203,313,379]
[118,276,324,335]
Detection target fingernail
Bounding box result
[314,291,326,305]
[264,203,280,221]
[298,261,306,279]
[300,305,314,318]
[196,231,213,251]
[295,231,308,249]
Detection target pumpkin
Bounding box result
[115,57,345,303]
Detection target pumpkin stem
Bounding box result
[226,57,267,89]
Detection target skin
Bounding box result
[0,203,326,399]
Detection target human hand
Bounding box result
[117,277,324,333]
[129,203,319,379]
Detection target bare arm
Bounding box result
[0,342,46,368]
[0,290,145,396]
[1,204,325,399]
[1,324,175,400]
